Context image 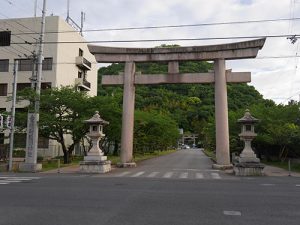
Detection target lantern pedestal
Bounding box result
[80,160,111,173]
[233,162,265,176]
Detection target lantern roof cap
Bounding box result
[238,109,259,123]
[85,111,109,125]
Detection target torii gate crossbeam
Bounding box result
[88,38,265,169]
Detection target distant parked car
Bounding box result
[182,145,190,149]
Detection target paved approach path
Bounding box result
[107,148,231,180]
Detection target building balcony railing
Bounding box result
[75,78,91,91]
[76,56,91,71]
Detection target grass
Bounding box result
[202,149,216,162]
[41,156,83,172]
[262,160,300,173]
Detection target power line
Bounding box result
[9,34,300,45]
[9,16,300,36]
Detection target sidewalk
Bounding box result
[263,165,300,177]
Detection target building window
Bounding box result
[79,48,83,56]
[78,71,82,78]
[18,57,53,71]
[0,59,9,72]
[17,83,31,92]
[42,58,53,71]
[14,133,26,148]
[18,59,33,71]
[41,82,51,89]
[38,136,49,148]
[0,84,8,96]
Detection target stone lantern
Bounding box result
[233,109,264,176]
[79,111,111,173]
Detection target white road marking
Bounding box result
[179,172,188,179]
[3,180,22,183]
[195,173,204,179]
[116,171,131,177]
[211,173,221,179]
[163,172,174,178]
[147,172,159,178]
[260,184,275,186]
[0,177,40,180]
[0,182,9,185]
[131,171,145,177]
[296,184,300,187]
[223,211,242,216]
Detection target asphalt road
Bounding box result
[0,149,300,225]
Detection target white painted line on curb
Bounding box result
[116,171,131,177]
[195,173,204,179]
[163,172,174,178]
[223,211,242,216]
[131,171,145,177]
[179,172,188,179]
[211,173,221,179]
[147,172,159,178]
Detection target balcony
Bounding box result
[75,78,91,91]
[76,56,91,71]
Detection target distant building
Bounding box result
[0,16,97,158]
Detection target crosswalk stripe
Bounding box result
[163,172,174,178]
[131,171,145,177]
[195,173,204,179]
[147,172,159,178]
[179,172,188,179]
[116,171,131,177]
[211,173,221,179]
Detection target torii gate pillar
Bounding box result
[214,59,231,168]
[119,62,136,167]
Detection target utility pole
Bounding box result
[34,0,37,17]
[8,60,18,171]
[19,0,47,172]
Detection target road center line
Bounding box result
[260,184,275,186]
[223,211,242,216]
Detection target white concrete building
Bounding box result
[0,16,97,158]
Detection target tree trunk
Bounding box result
[113,140,119,156]
[60,142,69,164]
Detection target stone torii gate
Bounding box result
[88,38,265,169]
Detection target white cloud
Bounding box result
[1,0,300,103]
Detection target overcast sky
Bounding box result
[1,0,300,104]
